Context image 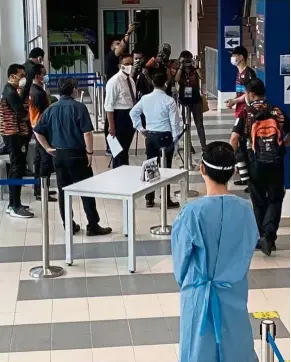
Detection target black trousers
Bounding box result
[113,109,135,169]
[145,132,174,201]
[181,101,206,148]
[34,140,53,196]
[3,135,27,208]
[54,149,100,229]
[104,116,109,151]
[248,161,285,243]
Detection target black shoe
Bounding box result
[146,199,155,208]
[234,180,248,186]
[244,187,249,193]
[167,199,180,209]
[25,169,34,177]
[105,149,112,156]
[259,236,272,256]
[49,190,57,196]
[271,242,277,251]
[73,224,81,235]
[36,195,58,202]
[86,225,112,237]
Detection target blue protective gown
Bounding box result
[171,195,259,362]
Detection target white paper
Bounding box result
[106,135,123,158]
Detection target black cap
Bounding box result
[231,46,248,60]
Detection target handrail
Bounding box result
[198,0,204,19]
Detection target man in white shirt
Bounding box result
[105,54,136,168]
[130,72,180,209]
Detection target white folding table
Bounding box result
[63,165,188,273]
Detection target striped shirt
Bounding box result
[0,83,29,136]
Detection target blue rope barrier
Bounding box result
[48,72,97,77]
[47,83,104,88]
[0,178,39,186]
[267,332,285,362]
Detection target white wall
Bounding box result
[0,0,25,89]
[97,0,184,72]
[184,0,198,56]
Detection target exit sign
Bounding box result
[122,0,140,3]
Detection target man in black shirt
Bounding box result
[230,78,290,256]
[34,78,112,237]
[22,47,45,176]
[29,63,57,202]
[104,23,136,155]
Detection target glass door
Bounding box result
[103,10,130,58]
[131,9,160,59]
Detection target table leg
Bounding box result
[180,177,187,208]
[122,200,128,236]
[127,197,136,273]
[65,193,73,266]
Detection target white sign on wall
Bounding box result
[225,38,240,49]
[284,76,290,104]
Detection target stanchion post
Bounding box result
[96,72,101,119]
[261,320,275,362]
[93,82,99,132]
[150,148,172,236]
[29,177,64,279]
[80,90,84,104]
[101,75,105,122]
[187,106,194,171]
[175,106,199,199]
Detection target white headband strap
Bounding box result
[202,157,234,171]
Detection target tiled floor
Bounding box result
[0,110,289,361]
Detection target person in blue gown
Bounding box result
[171,141,259,362]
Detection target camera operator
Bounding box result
[131,49,154,128]
[145,43,173,96]
[230,78,290,257]
[175,51,206,152]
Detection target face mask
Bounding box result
[18,78,27,89]
[121,65,133,75]
[43,75,50,85]
[231,56,239,66]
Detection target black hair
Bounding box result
[232,46,248,61]
[152,72,168,88]
[31,64,45,79]
[180,50,193,59]
[7,64,25,78]
[58,78,78,96]
[120,53,133,62]
[202,141,235,185]
[245,78,266,97]
[29,47,45,59]
[132,48,143,55]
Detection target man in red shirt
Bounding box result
[226,46,256,189]
[225,46,256,118]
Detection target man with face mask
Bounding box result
[34,77,112,237]
[104,54,136,168]
[0,64,34,218]
[104,24,136,156]
[225,46,256,190]
[29,64,57,203]
[21,47,45,177]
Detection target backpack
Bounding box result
[250,105,283,164]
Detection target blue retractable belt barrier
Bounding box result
[49,72,97,77]
[267,332,285,362]
[0,178,39,186]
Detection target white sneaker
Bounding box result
[6,205,30,215]
[10,207,34,219]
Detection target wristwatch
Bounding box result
[86,151,93,155]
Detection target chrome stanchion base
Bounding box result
[174,190,199,198]
[150,225,172,235]
[29,266,64,279]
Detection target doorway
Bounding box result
[102,8,160,68]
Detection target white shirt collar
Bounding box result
[153,89,165,94]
